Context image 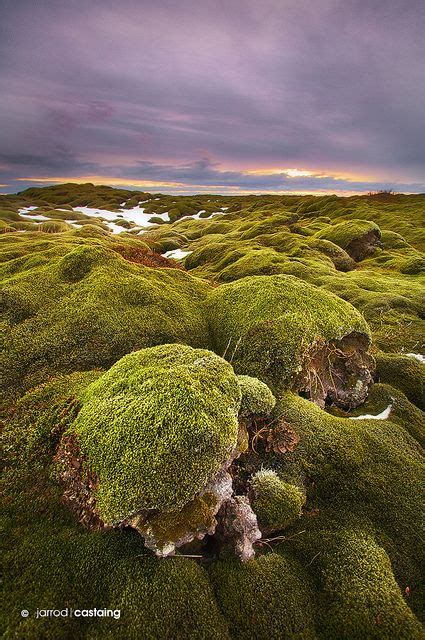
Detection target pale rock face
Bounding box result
[215,496,262,563]
[128,469,234,557]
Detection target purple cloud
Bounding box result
[1,0,424,193]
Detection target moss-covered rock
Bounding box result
[317,528,423,639]
[237,375,276,417]
[375,352,424,409]
[207,274,373,406]
[315,219,382,261]
[62,344,242,525]
[250,469,305,533]
[209,552,317,639]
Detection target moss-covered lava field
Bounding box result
[1,183,424,639]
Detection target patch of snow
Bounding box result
[405,353,425,363]
[70,205,169,230]
[19,206,38,213]
[65,220,83,228]
[19,213,50,221]
[221,206,229,210]
[350,403,393,421]
[107,222,128,234]
[19,206,50,221]
[122,206,170,225]
[163,249,192,260]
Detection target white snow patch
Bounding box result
[350,403,393,421]
[19,206,50,221]
[405,353,425,363]
[107,222,128,234]
[221,206,229,210]
[65,220,83,228]
[20,213,50,221]
[163,249,192,260]
[70,205,169,230]
[19,206,38,213]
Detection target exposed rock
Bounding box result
[346,229,383,261]
[215,495,262,562]
[297,332,375,409]
[53,433,109,532]
[127,469,234,557]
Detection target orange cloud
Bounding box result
[15,176,187,189]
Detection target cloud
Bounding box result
[1,0,424,192]
[12,157,425,195]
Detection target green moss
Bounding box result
[1,371,101,466]
[239,213,294,240]
[2,526,229,640]
[317,528,423,639]
[345,382,425,446]
[74,223,109,238]
[307,238,355,271]
[318,270,424,353]
[209,552,317,639]
[148,215,167,224]
[315,218,381,249]
[0,219,16,233]
[138,492,218,551]
[2,239,211,392]
[250,470,305,531]
[38,220,73,233]
[237,375,276,416]
[268,392,424,614]
[58,245,108,282]
[375,352,424,409]
[207,274,370,391]
[69,344,241,523]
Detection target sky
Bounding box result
[1,0,424,195]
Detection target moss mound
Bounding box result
[375,352,424,409]
[2,237,211,393]
[207,274,372,403]
[209,553,317,639]
[237,375,276,417]
[250,470,305,532]
[66,344,241,523]
[316,528,423,639]
[315,219,382,261]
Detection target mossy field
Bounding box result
[1,183,424,639]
